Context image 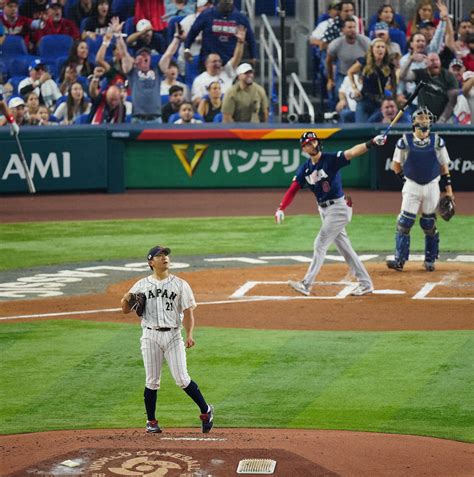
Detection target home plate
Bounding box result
[373,289,406,295]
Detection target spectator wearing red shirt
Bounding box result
[135,0,167,32]
[36,0,80,41]
[462,33,474,71]
[1,0,34,49]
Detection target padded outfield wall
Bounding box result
[0,124,473,194]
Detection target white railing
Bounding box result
[288,73,315,123]
[259,14,282,121]
[357,0,369,28]
[240,0,256,30]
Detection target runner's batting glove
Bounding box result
[9,121,20,136]
[6,114,19,136]
[275,208,285,224]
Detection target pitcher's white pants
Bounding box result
[141,327,191,390]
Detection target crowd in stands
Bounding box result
[0,0,472,128]
[0,0,266,128]
[312,0,474,124]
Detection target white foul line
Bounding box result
[0,294,361,321]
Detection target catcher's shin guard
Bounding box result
[420,214,439,264]
[424,232,439,264]
[394,211,415,262]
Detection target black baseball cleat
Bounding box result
[386,260,404,271]
[145,420,162,433]
[424,261,435,272]
[200,404,214,433]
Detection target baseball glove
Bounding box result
[128,292,146,316]
[438,195,455,221]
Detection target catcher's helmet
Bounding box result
[411,107,435,126]
[300,131,321,150]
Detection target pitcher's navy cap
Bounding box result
[147,246,171,260]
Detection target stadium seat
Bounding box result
[38,35,74,60]
[111,0,135,21]
[64,0,79,20]
[185,55,200,88]
[213,112,223,123]
[7,55,38,78]
[168,112,204,124]
[0,35,28,58]
[167,16,185,44]
[53,95,68,111]
[55,55,69,77]
[151,54,162,69]
[0,59,7,79]
[73,113,91,124]
[123,16,136,36]
[7,76,24,95]
[161,94,169,105]
[86,35,115,61]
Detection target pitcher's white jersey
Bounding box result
[129,274,196,329]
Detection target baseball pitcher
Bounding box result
[121,245,214,433]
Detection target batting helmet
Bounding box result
[300,131,317,146]
[300,131,322,152]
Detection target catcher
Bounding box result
[387,107,455,272]
[121,245,214,434]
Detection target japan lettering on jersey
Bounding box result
[212,20,237,40]
[129,274,196,328]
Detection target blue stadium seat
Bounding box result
[80,16,89,33]
[73,113,91,124]
[123,16,136,36]
[86,35,115,61]
[111,0,135,21]
[0,59,7,79]
[185,55,200,88]
[0,35,28,58]
[167,16,185,44]
[213,112,223,123]
[151,53,162,69]
[7,55,38,78]
[38,35,74,60]
[55,55,69,77]
[64,0,79,20]
[161,94,169,104]
[7,76,24,95]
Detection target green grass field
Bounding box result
[1,215,473,270]
[1,215,473,442]
[1,321,473,441]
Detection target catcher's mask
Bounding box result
[411,107,434,132]
[300,131,322,152]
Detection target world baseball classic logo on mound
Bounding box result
[87,450,200,476]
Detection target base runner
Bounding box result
[275,131,387,297]
[121,245,214,433]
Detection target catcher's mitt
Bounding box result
[128,292,146,316]
[438,195,455,221]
